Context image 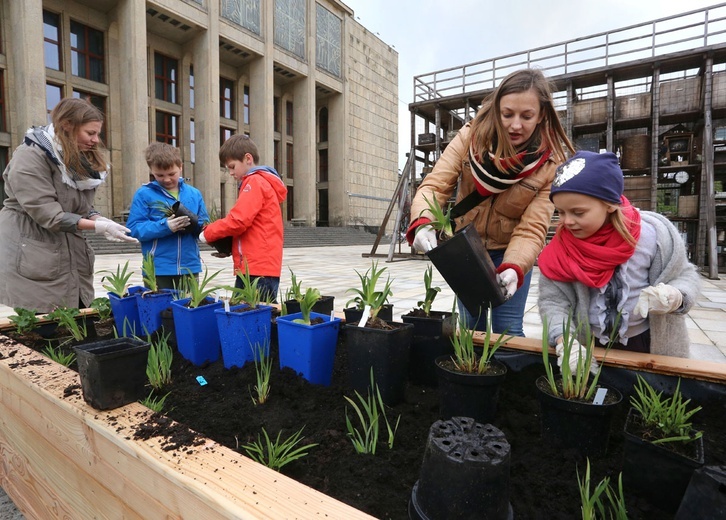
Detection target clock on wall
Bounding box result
[675,170,690,184]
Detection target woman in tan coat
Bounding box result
[407,69,574,335]
[0,98,136,313]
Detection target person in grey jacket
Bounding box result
[537,151,700,366]
[0,98,137,313]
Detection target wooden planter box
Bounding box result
[0,332,373,519]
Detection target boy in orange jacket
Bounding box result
[200,135,287,302]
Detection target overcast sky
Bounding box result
[341,0,721,169]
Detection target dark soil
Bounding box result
[5,322,726,520]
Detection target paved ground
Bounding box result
[1,243,725,514]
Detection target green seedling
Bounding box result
[450,307,512,374]
[100,260,135,297]
[345,261,393,320]
[250,340,272,405]
[183,267,223,308]
[90,297,112,320]
[293,287,321,325]
[419,193,453,241]
[141,253,159,293]
[42,343,76,367]
[8,307,40,335]
[416,266,440,316]
[344,369,401,454]
[140,390,171,413]
[240,427,317,472]
[146,331,174,390]
[46,306,88,342]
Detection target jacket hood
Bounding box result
[248,166,287,203]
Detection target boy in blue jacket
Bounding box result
[127,142,209,290]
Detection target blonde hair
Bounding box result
[145,142,182,170]
[51,98,106,176]
[468,68,574,167]
[610,206,638,246]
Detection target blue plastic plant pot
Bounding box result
[277,312,342,386]
[215,304,273,369]
[171,297,224,366]
[108,285,147,337]
[136,289,177,335]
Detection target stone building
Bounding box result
[0,0,399,231]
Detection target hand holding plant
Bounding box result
[420,193,454,240]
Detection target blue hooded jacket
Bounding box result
[127,179,209,276]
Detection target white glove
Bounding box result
[166,215,190,233]
[412,225,437,253]
[497,268,518,299]
[634,283,683,318]
[555,338,599,375]
[94,219,138,243]
[198,230,208,244]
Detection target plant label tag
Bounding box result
[358,306,371,327]
[196,376,208,386]
[214,291,220,302]
[593,387,608,405]
[223,299,230,312]
[330,310,335,321]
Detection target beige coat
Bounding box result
[0,140,97,312]
[410,124,559,276]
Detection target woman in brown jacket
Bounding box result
[407,68,574,335]
[0,98,136,313]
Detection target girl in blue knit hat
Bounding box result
[538,150,700,369]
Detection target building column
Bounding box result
[249,2,275,163]
[115,0,150,212]
[7,0,46,140]
[191,2,221,209]
[328,93,347,226]
[292,78,316,225]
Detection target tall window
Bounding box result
[286,143,294,179]
[43,10,62,71]
[190,119,196,163]
[286,101,293,136]
[73,90,107,141]
[154,53,179,103]
[189,66,195,109]
[274,141,280,172]
[156,111,178,145]
[70,21,104,82]
[46,84,64,122]
[318,149,328,182]
[273,96,281,133]
[243,85,250,124]
[274,0,305,59]
[221,127,235,146]
[220,78,234,119]
[0,71,5,133]
[287,185,294,220]
[319,107,328,142]
[316,5,342,77]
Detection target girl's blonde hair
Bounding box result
[468,68,574,167]
[610,205,638,246]
[51,98,107,177]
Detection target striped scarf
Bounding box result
[469,140,551,196]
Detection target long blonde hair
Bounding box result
[51,98,107,177]
[468,68,574,167]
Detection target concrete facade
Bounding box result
[0,0,399,232]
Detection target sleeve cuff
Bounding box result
[405,217,432,245]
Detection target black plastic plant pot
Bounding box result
[344,320,413,406]
[343,303,393,324]
[535,375,622,458]
[402,311,456,386]
[171,201,202,236]
[409,417,512,520]
[426,224,506,317]
[623,407,705,512]
[284,295,335,316]
[209,236,233,255]
[675,465,726,519]
[436,357,507,424]
[73,337,151,411]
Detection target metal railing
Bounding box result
[413,3,726,103]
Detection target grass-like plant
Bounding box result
[285,268,304,301]
[90,297,112,320]
[292,287,321,325]
[344,369,401,454]
[419,193,453,241]
[240,426,317,472]
[100,260,135,297]
[416,265,441,316]
[46,306,88,342]
[450,307,512,374]
[229,265,263,308]
[42,343,76,367]
[250,341,272,405]
[345,261,393,320]
[151,200,175,217]
[629,375,703,444]
[141,253,159,293]
[541,312,620,401]
[577,459,628,520]
[183,267,223,308]
[140,390,171,413]
[8,308,40,335]
[146,331,174,390]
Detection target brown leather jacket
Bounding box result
[409,124,559,277]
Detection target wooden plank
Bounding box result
[472,333,726,383]
[0,335,375,520]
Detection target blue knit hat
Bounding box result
[550,151,624,204]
